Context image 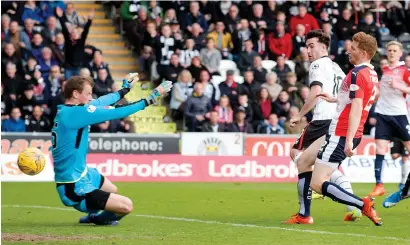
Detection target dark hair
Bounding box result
[64,76,94,99]
[306,29,331,48]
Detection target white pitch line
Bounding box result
[2,205,410,243]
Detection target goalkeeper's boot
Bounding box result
[369,183,385,197]
[312,190,325,200]
[361,196,382,226]
[383,189,410,208]
[80,214,119,226]
[344,209,362,222]
[282,214,313,224]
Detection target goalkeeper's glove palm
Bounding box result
[146,80,173,104]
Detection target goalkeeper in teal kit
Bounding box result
[51,74,172,225]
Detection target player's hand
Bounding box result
[146,81,173,104]
[289,115,301,128]
[122,73,139,89]
[316,93,338,103]
[344,139,354,157]
[89,9,95,20]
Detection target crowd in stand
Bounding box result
[1,1,132,133]
[2,1,410,135]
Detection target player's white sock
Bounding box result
[401,159,410,185]
[330,170,360,213]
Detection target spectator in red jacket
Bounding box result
[289,4,320,36]
[268,22,293,59]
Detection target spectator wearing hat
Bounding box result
[258,113,285,134]
[170,19,184,45]
[228,106,253,133]
[17,84,38,118]
[268,22,293,60]
[238,39,258,72]
[2,107,26,132]
[184,82,212,132]
[26,105,51,132]
[202,110,228,132]
[219,70,245,108]
[289,4,320,36]
[200,38,221,76]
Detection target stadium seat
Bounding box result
[285,60,296,72]
[219,59,237,71]
[234,75,244,84]
[398,33,410,42]
[381,34,395,42]
[212,75,226,86]
[261,60,277,71]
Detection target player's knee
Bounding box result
[120,197,133,214]
[310,179,323,194]
[111,185,118,194]
[391,154,400,160]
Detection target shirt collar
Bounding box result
[387,61,405,69]
[355,62,374,70]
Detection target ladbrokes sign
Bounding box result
[244,136,376,156]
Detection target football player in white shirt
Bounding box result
[370,41,410,197]
[283,30,361,224]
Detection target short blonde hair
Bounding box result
[352,32,378,59]
[177,70,192,83]
[386,40,403,50]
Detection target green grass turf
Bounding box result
[2,182,410,245]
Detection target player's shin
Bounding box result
[401,158,410,186]
[330,170,359,212]
[321,181,364,210]
[297,171,313,217]
[402,172,410,197]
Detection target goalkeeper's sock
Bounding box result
[374,154,384,184]
[90,211,126,224]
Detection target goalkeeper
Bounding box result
[51,73,172,226]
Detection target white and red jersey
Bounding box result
[328,63,378,138]
[375,61,410,115]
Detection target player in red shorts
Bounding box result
[311,32,382,226]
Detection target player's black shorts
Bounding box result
[293,120,332,150]
[375,113,410,141]
[317,134,361,167]
[391,138,409,156]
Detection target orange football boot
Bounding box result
[283,214,314,224]
[361,196,383,226]
[369,183,385,197]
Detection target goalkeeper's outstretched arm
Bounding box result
[63,80,173,129]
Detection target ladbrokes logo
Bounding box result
[208,160,298,178]
[88,159,193,177]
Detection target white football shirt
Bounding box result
[309,56,345,121]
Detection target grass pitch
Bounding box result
[2,182,410,245]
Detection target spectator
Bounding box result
[170,20,183,45]
[238,39,258,72]
[228,106,253,133]
[40,1,66,20]
[219,70,245,108]
[357,12,381,47]
[268,22,293,59]
[284,106,307,134]
[2,43,23,74]
[255,28,269,60]
[1,14,11,41]
[284,72,304,107]
[237,93,253,122]
[93,68,114,97]
[56,7,93,78]
[253,87,275,128]
[22,0,44,24]
[264,0,279,23]
[1,107,26,132]
[3,62,23,101]
[184,1,208,34]
[238,1,254,20]
[224,5,240,34]
[184,82,212,132]
[148,0,163,24]
[200,38,221,75]
[291,24,306,58]
[17,84,38,118]
[405,55,410,69]
[142,21,158,49]
[139,46,155,81]
[165,53,184,84]
[30,33,45,61]
[261,72,282,102]
[64,2,85,28]
[273,55,292,84]
[38,47,59,77]
[50,32,65,65]
[22,57,38,81]
[23,18,38,40]
[200,70,220,106]
[25,105,50,132]
[41,16,61,44]
[346,0,365,26]
[385,1,407,37]
[87,50,111,80]
[46,65,63,100]
[298,86,313,122]
[5,21,31,58]
[289,4,320,36]
[31,68,50,107]
[214,95,233,124]
[188,23,206,50]
[250,3,272,31]
[90,120,128,133]
[207,21,233,59]
[259,113,285,134]
[337,39,354,74]
[79,67,91,77]
[252,55,268,83]
[199,0,218,29]
[242,70,261,102]
[202,110,228,132]
[50,80,66,123]
[273,90,293,125]
[1,85,13,119]
[162,8,177,24]
[170,70,194,120]
[155,24,179,78]
[321,21,339,59]
[231,19,257,60]
[2,2,23,23]
[294,48,310,84]
[180,39,200,68]
[188,56,207,82]
[370,0,386,28]
[335,9,356,42]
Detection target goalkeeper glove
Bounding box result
[122,73,139,89]
[146,80,173,105]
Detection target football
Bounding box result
[17,148,46,176]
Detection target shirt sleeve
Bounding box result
[90,88,130,106]
[403,68,410,86]
[62,100,147,129]
[349,71,367,99]
[309,61,324,88]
